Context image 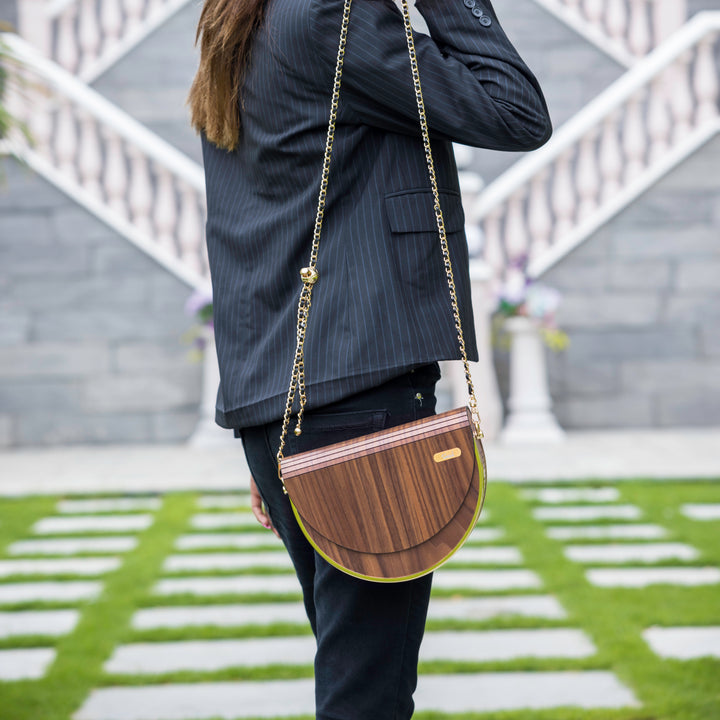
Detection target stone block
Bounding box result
[151,411,200,442]
[150,274,197,311]
[542,262,608,291]
[608,260,672,290]
[0,343,111,378]
[1,244,91,278]
[0,213,55,246]
[92,245,161,275]
[0,162,68,211]
[51,206,117,246]
[612,226,718,259]
[16,411,153,446]
[554,394,654,429]
[675,260,720,291]
[548,357,620,396]
[565,327,697,362]
[82,370,200,413]
[659,136,720,191]
[0,315,30,346]
[0,380,82,412]
[114,343,195,373]
[657,389,720,427]
[556,294,661,328]
[621,360,720,393]
[0,414,14,448]
[664,294,720,323]
[619,191,716,227]
[701,324,720,357]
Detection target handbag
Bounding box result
[276,0,487,583]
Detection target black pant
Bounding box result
[240,364,440,720]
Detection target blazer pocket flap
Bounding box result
[385,190,465,234]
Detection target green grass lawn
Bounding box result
[0,480,718,720]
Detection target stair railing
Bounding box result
[2,32,209,291]
[470,12,720,288]
[531,0,687,67]
[17,0,194,82]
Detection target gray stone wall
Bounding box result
[0,158,203,447]
[536,134,720,428]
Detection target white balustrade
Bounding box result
[3,33,209,291]
[532,0,687,66]
[474,13,720,285]
[17,0,195,82]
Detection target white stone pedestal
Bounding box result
[189,330,235,447]
[500,316,565,444]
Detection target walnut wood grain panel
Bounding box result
[284,425,476,554]
[295,440,486,581]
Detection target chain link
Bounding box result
[277,0,482,490]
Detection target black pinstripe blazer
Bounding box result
[202,0,552,430]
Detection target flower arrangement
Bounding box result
[494,257,569,352]
[183,289,213,360]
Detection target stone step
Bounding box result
[587,567,720,588]
[57,498,162,514]
[104,629,596,674]
[681,503,720,521]
[197,494,251,509]
[446,546,523,565]
[564,543,699,564]
[534,505,642,522]
[523,488,621,504]
[153,575,301,598]
[8,537,138,556]
[546,524,666,541]
[0,609,80,638]
[164,553,293,573]
[432,569,542,591]
[0,581,103,604]
[190,513,259,530]
[73,671,639,719]
[131,594,567,630]
[0,648,56,680]
[33,515,153,535]
[0,558,121,577]
[643,626,720,659]
[175,533,282,551]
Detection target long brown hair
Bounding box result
[188,0,266,151]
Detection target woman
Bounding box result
[189,0,551,717]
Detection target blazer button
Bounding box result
[472,7,482,16]
[463,0,476,7]
[479,15,492,26]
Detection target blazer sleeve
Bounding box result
[310,0,552,151]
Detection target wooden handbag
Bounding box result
[276,0,487,582]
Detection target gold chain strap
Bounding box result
[277,0,482,488]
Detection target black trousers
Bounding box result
[240,364,440,720]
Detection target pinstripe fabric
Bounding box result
[202,0,552,430]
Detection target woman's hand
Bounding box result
[249,475,280,538]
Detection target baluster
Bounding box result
[55,100,78,183]
[78,115,103,197]
[100,0,123,53]
[647,76,671,163]
[17,0,52,59]
[154,169,178,255]
[482,207,505,291]
[505,190,529,270]
[78,0,100,74]
[694,36,720,125]
[606,0,628,49]
[23,74,52,157]
[576,131,599,221]
[551,151,575,241]
[669,53,694,142]
[56,6,79,72]
[628,0,651,57]
[582,0,604,31]
[178,184,203,274]
[600,112,623,201]
[623,93,646,182]
[103,132,128,217]
[563,0,581,13]
[146,0,164,18]
[652,0,687,46]
[124,0,146,29]
[128,148,154,236]
[527,170,552,264]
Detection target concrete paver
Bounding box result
[0,648,56,680]
[523,487,621,503]
[33,515,153,534]
[73,671,639,719]
[163,553,292,572]
[0,558,121,577]
[197,494,250,509]
[564,543,699,564]
[427,595,567,620]
[174,533,282,550]
[432,569,543,591]
[0,610,80,638]
[534,505,642,522]
[153,575,301,598]
[0,581,102,604]
[546,524,666,540]
[587,567,720,587]
[190,513,259,530]
[643,626,720,659]
[57,498,162,514]
[681,503,720,520]
[446,546,523,565]
[8,537,138,555]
